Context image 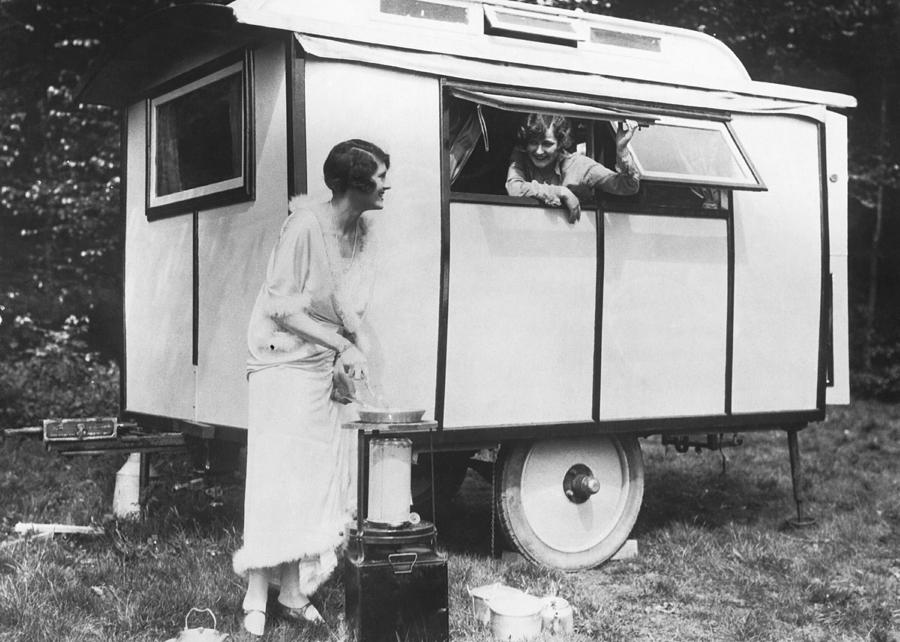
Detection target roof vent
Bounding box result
[590,27,661,52]
[380,0,469,23]
[484,5,584,46]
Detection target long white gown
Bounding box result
[233,196,374,594]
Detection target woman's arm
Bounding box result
[274,312,349,354]
[505,151,564,206]
[572,121,640,196]
[581,155,639,196]
[276,312,367,379]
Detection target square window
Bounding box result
[147,53,253,219]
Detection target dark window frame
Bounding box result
[145,49,255,221]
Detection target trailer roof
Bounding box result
[229,0,855,108]
[77,0,856,109]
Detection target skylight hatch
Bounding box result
[483,6,585,44]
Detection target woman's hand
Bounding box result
[337,344,368,381]
[559,187,582,223]
[616,120,638,151]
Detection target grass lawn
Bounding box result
[1,400,899,641]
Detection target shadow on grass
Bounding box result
[633,461,790,536]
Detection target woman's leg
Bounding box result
[278,561,324,623]
[242,568,269,636]
[277,561,309,608]
[243,567,269,611]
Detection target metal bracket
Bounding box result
[662,432,744,454]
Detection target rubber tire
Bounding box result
[496,435,644,570]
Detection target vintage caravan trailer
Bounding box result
[77,0,854,569]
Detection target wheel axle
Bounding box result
[563,464,601,503]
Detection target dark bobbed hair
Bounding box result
[516,113,573,150]
[323,139,391,194]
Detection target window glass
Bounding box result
[628,119,760,187]
[154,73,243,197]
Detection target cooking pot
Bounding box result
[488,593,545,641]
[468,583,527,627]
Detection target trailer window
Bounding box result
[147,52,253,220]
[447,88,656,198]
[628,117,764,190]
[446,87,765,203]
[448,99,601,196]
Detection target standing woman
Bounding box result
[233,139,390,636]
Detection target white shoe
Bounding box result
[278,601,324,624]
[243,609,266,636]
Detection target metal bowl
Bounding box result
[357,408,426,423]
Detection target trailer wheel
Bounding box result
[497,435,643,570]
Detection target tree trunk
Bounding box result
[861,78,888,370]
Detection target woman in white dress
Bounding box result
[233,139,390,636]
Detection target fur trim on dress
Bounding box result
[259,291,313,322]
[232,516,350,579]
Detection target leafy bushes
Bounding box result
[0,315,118,429]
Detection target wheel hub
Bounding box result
[562,464,601,504]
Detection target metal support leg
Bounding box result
[357,430,367,535]
[786,429,816,528]
[138,452,151,516]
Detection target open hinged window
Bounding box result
[627,116,765,190]
[446,85,765,202]
[146,51,254,220]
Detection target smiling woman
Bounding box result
[505,112,640,222]
[233,139,390,637]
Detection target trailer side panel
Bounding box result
[731,114,822,413]
[304,61,442,417]
[599,213,728,419]
[443,204,598,427]
[124,102,195,419]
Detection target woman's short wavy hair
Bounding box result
[323,139,391,194]
[516,113,573,151]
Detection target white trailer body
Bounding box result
[79,0,854,568]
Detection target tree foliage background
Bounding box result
[0,0,898,427]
